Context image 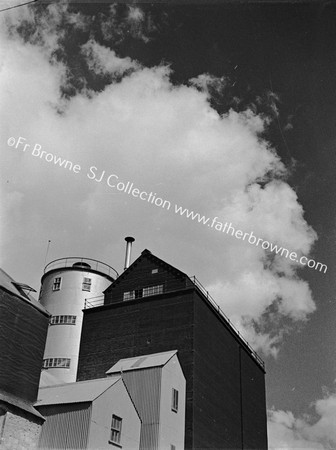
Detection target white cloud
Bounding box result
[0,2,319,356]
[268,391,336,449]
[81,40,139,77]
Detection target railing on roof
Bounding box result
[84,295,105,309]
[189,276,265,369]
[83,274,265,370]
[44,257,119,280]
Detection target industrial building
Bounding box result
[36,377,141,449]
[77,247,268,450]
[0,268,50,449]
[35,238,268,449]
[35,350,185,450]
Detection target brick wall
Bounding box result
[0,405,42,450]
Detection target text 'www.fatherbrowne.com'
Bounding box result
[174,206,327,273]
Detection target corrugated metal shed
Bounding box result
[106,350,177,374]
[36,376,120,406]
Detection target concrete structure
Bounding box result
[0,268,50,449]
[77,249,268,450]
[39,257,118,385]
[35,377,141,449]
[107,350,186,450]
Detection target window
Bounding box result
[143,284,163,297]
[43,358,71,369]
[170,446,176,450]
[110,415,122,445]
[52,277,61,291]
[123,285,163,301]
[123,291,135,301]
[172,388,178,412]
[82,277,92,292]
[151,268,158,274]
[123,289,142,301]
[50,315,76,325]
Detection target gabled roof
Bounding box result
[0,267,49,315]
[35,376,121,406]
[104,249,189,293]
[106,350,178,374]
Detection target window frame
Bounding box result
[82,277,92,292]
[143,284,163,297]
[171,388,179,413]
[50,315,76,325]
[43,357,71,369]
[52,277,62,291]
[109,414,122,446]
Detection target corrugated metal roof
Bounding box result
[106,350,177,374]
[35,376,121,406]
[0,267,49,315]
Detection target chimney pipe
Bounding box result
[124,237,135,270]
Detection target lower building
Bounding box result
[35,377,141,449]
[35,350,185,450]
[106,350,186,450]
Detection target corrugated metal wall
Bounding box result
[37,402,91,449]
[122,368,161,450]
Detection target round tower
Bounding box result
[39,257,118,385]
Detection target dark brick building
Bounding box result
[77,250,268,450]
[0,268,50,449]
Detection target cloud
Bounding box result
[0,2,318,356]
[268,390,336,449]
[81,40,139,77]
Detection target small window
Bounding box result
[172,388,178,412]
[52,277,61,291]
[151,268,158,274]
[50,315,76,325]
[110,415,122,445]
[123,291,135,301]
[171,446,176,450]
[82,277,92,292]
[43,358,71,369]
[123,289,143,301]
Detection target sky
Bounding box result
[1,0,336,448]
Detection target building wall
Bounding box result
[193,294,243,449]
[39,267,112,384]
[37,402,91,449]
[77,291,195,448]
[240,349,268,449]
[193,294,267,450]
[88,379,141,450]
[159,355,186,450]
[78,289,267,450]
[119,368,161,450]
[0,406,42,450]
[0,289,49,403]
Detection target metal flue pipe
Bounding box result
[124,237,135,270]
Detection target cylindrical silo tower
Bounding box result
[38,257,118,386]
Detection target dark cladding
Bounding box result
[77,249,268,450]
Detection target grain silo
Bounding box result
[39,257,118,385]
